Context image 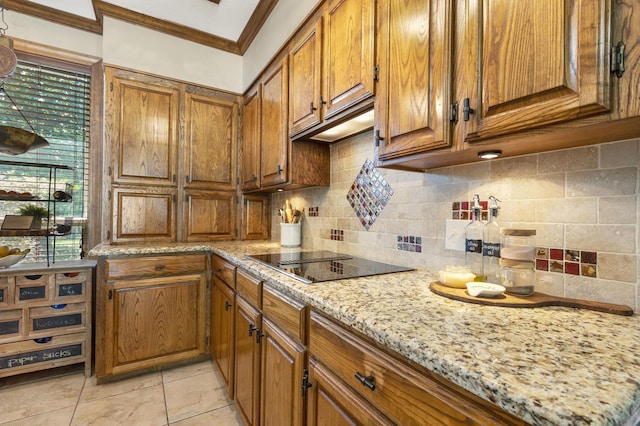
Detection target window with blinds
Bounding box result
[0,58,90,262]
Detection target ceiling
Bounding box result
[2,0,279,55]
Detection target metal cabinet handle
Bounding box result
[276,165,283,175]
[310,102,317,113]
[249,323,259,336]
[355,372,376,391]
[256,330,264,344]
[463,98,475,121]
[225,300,231,311]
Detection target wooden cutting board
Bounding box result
[429,281,634,316]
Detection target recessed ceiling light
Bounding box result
[478,150,502,160]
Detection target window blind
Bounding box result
[0,59,90,262]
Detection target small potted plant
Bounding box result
[18,204,50,229]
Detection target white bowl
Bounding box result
[439,267,476,288]
[466,282,505,298]
[0,252,28,268]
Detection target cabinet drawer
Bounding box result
[309,311,523,426]
[0,309,22,338]
[213,255,236,288]
[55,272,88,301]
[0,332,86,377]
[15,274,54,303]
[106,254,207,279]
[236,269,261,309]
[0,278,12,306]
[262,285,306,343]
[29,302,86,335]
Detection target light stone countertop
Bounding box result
[90,241,640,426]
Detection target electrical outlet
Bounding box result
[445,219,468,252]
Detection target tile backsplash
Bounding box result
[271,132,639,312]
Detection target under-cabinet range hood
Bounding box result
[246,250,413,284]
[308,110,375,143]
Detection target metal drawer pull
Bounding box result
[355,372,376,391]
[155,264,166,271]
[225,300,232,311]
[215,268,223,273]
[249,323,258,336]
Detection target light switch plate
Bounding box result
[445,219,468,252]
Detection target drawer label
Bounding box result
[33,313,82,331]
[19,286,46,301]
[0,320,19,335]
[58,283,83,297]
[0,344,82,369]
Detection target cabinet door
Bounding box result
[183,189,236,241]
[260,317,305,426]
[211,277,235,396]
[241,194,270,240]
[106,68,179,186]
[184,93,238,191]
[241,87,261,191]
[235,296,262,426]
[107,274,206,376]
[462,0,612,143]
[260,57,289,188]
[323,0,375,120]
[289,18,323,136]
[111,186,176,244]
[307,358,392,426]
[375,0,453,163]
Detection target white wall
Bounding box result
[102,18,243,92]
[242,0,321,89]
[5,12,102,58]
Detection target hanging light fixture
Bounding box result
[0,3,49,155]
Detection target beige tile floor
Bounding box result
[0,360,244,425]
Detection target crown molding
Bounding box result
[3,0,279,55]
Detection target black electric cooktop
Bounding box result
[246,250,414,284]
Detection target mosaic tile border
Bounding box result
[308,207,319,217]
[452,200,490,221]
[397,235,422,252]
[535,248,598,278]
[330,229,344,241]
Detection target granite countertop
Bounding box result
[90,241,640,425]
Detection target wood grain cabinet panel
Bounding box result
[375,0,453,162]
[111,186,177,244]
[183,189,236,241]
[105,67,240,244]
[96,254,207,382]
[184,93,237,191]
[260,57,290,188]
[211,276,235,396]
[323,0,375,120]
[106,67,179,186]
[241,194,270,240]
[235,296,262,426]
[463,0,613,143]
[241,87,261,192]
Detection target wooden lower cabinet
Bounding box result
[309,310,526,426]
[261,316,306,426]
[95,253,208,383]
[234,296,262,426]
[307,357,392,426]
[211,276,235,396]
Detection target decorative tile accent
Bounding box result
[397,235,422,253]
[330,229,344,241]
[347,159,394,230]
[535,247,598,278]
[451,199,490,220]
[308,207,319,217]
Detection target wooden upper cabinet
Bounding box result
[462,0,612,143]
[242,87,261,191]
[106,67,179,186]
[289,18,323,136]
[260,57,289,188]
[184,92,237,191]
[183,189,236,241]
[375,0,454,163]
[323,0,376,120]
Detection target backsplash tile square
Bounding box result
[346,159,394,230]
